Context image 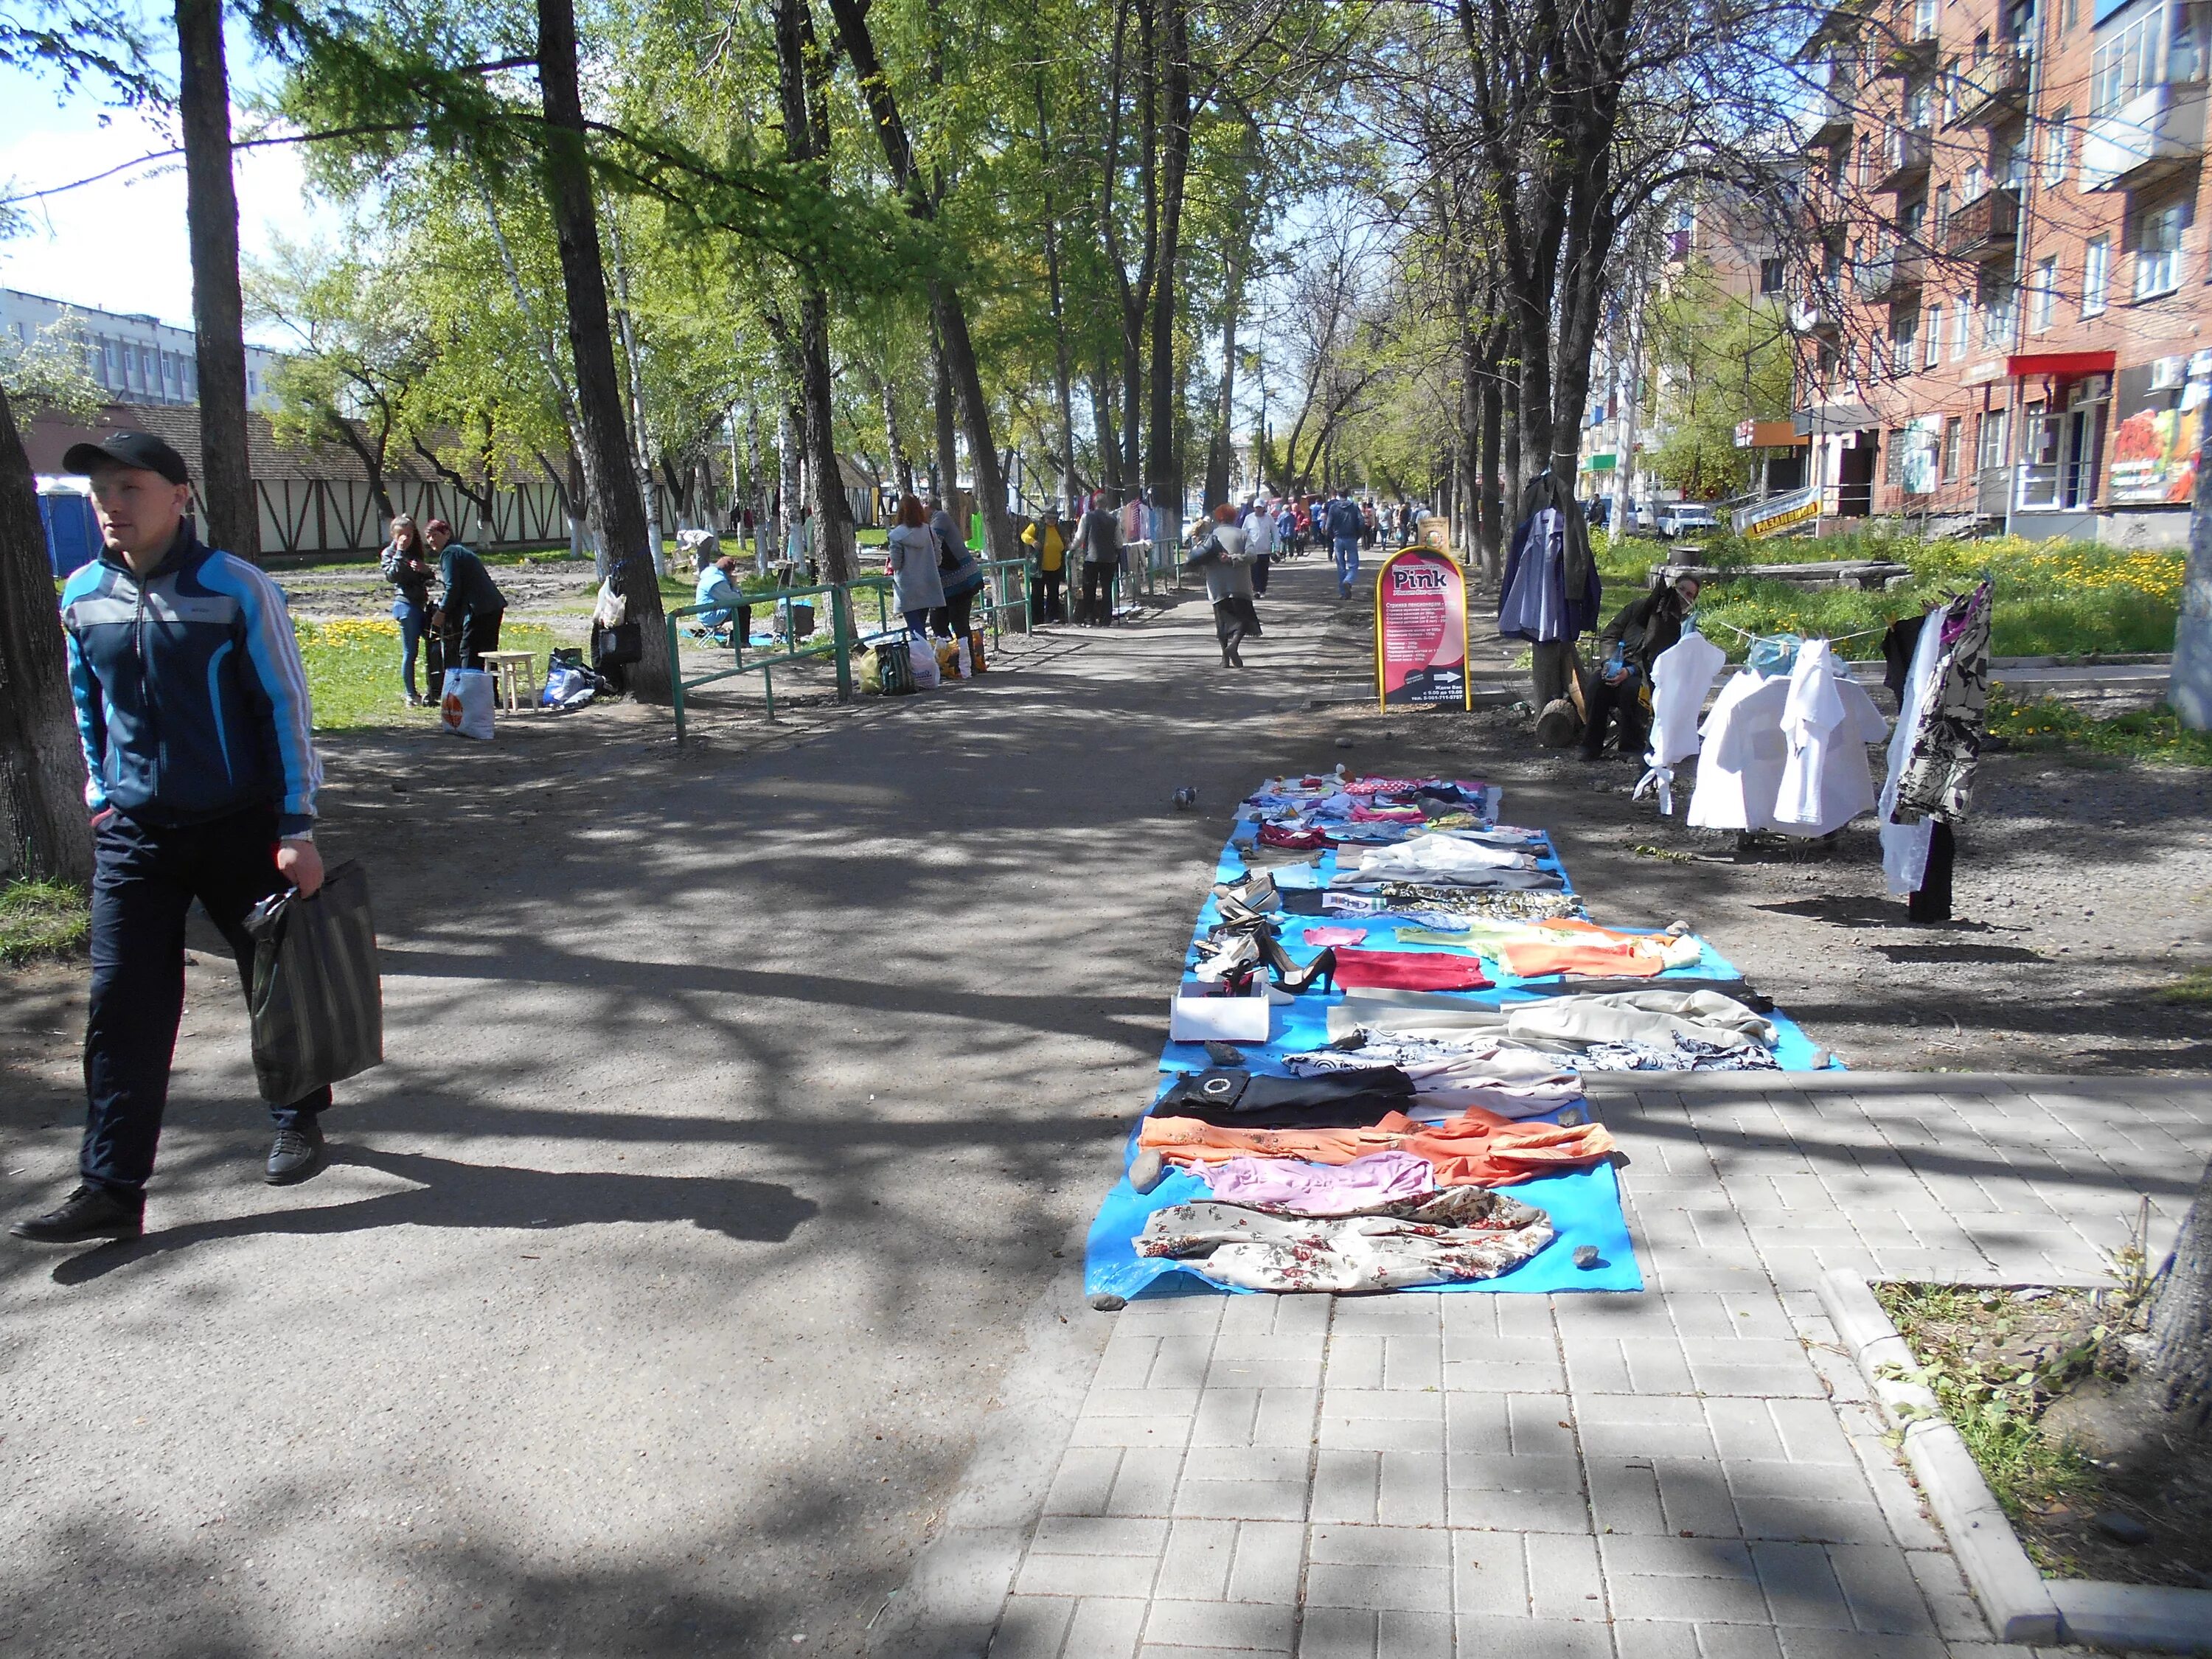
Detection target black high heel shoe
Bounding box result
[1251,931,1337,995]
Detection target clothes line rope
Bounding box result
[1698,618,1886,648]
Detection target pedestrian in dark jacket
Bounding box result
[13,431,335,1245]
[1071,493,1122,625]
[1579,572,1702,759]
[425,518,506,669]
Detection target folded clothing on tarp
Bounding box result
[1330,948,1495,992]
[1150,1066,1416,1129]
[1329,987,1778,1055]
[1284,1037,1582,1117]
[1197,1151,1435,1213]
[1135,1187,1555,1293]
[1139,1106,1618,1188]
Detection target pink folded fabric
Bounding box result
[1331,948,1494,991]
[1349,805,1425,822]
[1197,1151,1436,1214]
[1302,925,1368,947]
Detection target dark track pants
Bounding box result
[82,807,328,1194]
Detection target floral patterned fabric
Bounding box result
[1891,582,1992,825]
[1134,1186,1555,1293]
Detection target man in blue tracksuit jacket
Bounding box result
[12,432,334,1246]
[1324,487,1366,599]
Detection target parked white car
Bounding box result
[1655,501,1718,538]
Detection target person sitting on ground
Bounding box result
[692,546,751,648]
[424,518,507,670]
[885,493,945,639]
[1023,505,1069,623]
[1579,571,1703,761]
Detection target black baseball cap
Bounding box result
[63,431,190,485]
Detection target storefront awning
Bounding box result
[1585,453,1617,471]
[1792,403,1877,436]
[2005,350,2117,379]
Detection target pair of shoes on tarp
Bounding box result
[10,1122,327,1244]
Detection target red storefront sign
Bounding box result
[1374,546,1471,709]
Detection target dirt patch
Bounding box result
[1279,587,2212,1074]
[1877,1280,2212,1589]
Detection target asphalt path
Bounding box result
[1,554,1349,1658]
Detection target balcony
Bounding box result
[1879,21,1941,76]
[1853,248,1927,302]
[1789,296,1841,335]
[1948,44,2031,128]
[2081,82,2210,192]
[1874,125,1933,191]
[1944,186,2021,260]
[1809,86,1857,150]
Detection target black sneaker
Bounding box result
[266,1121,327,1186]
[10,1183,144,1244]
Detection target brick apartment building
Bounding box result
[1801,0,2212,543]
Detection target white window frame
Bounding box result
[1926,303,1945,364]
[1950,293,1972,358]
[2033,256,2059,330]
[2083,235,2111,314]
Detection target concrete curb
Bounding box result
[1818,1269,2212,1655]
[867,1220,1110,1659]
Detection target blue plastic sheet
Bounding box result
[1088,779,1841,1304]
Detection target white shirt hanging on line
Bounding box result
[1688,658,1885,837]
[1633,627,1727,815]
[1775,640,1889,835]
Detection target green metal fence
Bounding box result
[975,557,1034,646]
[667,574,904,742]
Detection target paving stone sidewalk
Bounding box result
[961,1071,2212,1659]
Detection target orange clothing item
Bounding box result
[1497,919,1684,981]
[1138,1108,1617,1189]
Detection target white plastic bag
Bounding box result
[908,636,942,689]
[591,580,627,630]
[955,638,973,679]
[439,668,495,740]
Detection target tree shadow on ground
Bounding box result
[46,1148,817,1285]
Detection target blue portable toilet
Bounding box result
[38,476,100,579]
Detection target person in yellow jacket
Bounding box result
[1022,504,1070,623]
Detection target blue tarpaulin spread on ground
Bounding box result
[1084,776,1843,1305]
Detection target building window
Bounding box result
[1914,0,1938,39]
[2135,199,2186,298]
[2044,109,2071,188]
[2083,235,2111,313]
[1977,408,2010,471]
[1952,296,1971,358]
[1935,184,1952,237]
[1980,279,2018,347]
[1942,415,1964,481]
[2034,255,2059,330]
[1759,255,1787,295]
[1892,314,1919,374]
[2093,7,2165,117]
[1883,430,1905,485]
[1926,303,1945,364]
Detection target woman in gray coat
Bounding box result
[1192,503,1260,667]
[885,493,946,638]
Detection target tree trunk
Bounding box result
[1143,0,1189,526]
[0,387,91,884]
[2171,425,2212,726]
[608,230,664,575]
[1033,69,1080,515]
[776,401,801,558]
[2149,1157,2212,1425]
[1091,365,1123,496]
[536,0,666,700]
[929,306,959,504]
[175,0,259,560]
[773,0,854,585]
[881,373,915,499]
[745,397,771,574]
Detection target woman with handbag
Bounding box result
[1189,503,1261,668]
[886,493,945,639]
[928,498,987,639]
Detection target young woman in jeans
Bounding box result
[380,513,437,704]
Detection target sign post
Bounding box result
[1374,546,1472,710]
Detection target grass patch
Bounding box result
[1873,1282,2105,1536]
[1600,529,2182,662]
[1987,691,2212,767]
[2157,967,2212,1005]
[294,618,563,731]
[0,877,90,964]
